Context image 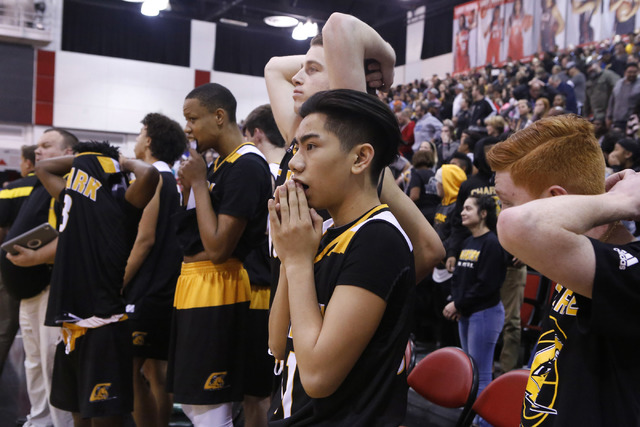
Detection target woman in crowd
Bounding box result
[532,97,551,122]
[514,99,533,130]
[443,195,507,427]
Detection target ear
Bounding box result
[251,128,264,143]
[214,108,226,127]
[546,185,569,198]
[350,143,375,176]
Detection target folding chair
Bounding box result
[466,368,530,427]
[407,346,478,427]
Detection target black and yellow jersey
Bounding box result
[269,205,415,426]
[0,177,59,300]
[46,152,142,325]
[0,172,38,228]
[124,164,182,318]
[173,143,271,262]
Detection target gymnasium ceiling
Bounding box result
[72,0,428,31]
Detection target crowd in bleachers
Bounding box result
[383,37,640,178]
[2,11,640,427]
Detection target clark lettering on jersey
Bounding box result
[66,167,102,202]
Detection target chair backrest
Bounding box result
[470,369,530,427]
[407,346,478,427]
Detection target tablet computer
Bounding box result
[1,223,58,256]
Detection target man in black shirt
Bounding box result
[0,144,37,375]
[1,129,77,426]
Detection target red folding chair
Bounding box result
[466,368,530,427]
[407,347,478,427]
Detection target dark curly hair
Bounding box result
[467,194,498,232]
[73,141,120,160]
[141,113,188,164]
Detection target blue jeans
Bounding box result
[458,302,505,426]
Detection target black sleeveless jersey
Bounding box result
[124,165,182,318]
[173,143,271,261]
[46,152,142,325]
[269,205,415,426]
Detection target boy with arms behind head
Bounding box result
[268,89,414,425]
[265,13,443,283]
[487,114,640,426]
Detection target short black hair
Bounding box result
[299,89,402,181]
[243,104,285,148]
[185,83,237,124]
[141,113,188,164]
[73,141,120,160]
[44,128,79,150]
[450,151,472,175]
[21,144,37,164]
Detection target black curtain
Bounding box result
[421,5,455,60]
[0,42,34,124]
[377,16,407,67]
[62,0,190,67]
[421,0,471,60]
[214,25,308,77]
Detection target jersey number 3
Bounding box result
[59,194,73,232]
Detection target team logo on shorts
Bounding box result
[89,383,112,402]
[132,331,147,346]
[204,371,228,390]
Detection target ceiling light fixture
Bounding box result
[140,0,169,17]
[264,15,299,28]
[292,22,307,40]
[292,18,318,40]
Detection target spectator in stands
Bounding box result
[532,97,551,122]
[443,194,506,427]
[434,123,459,168]
[548,74,578,114]
[514,99,533,130]
[396,109,415,160]
[485,115,505,137]
[607,62,640,130]
[425,87,441,108]
[453,94,472,138]
[469,84,494,132]
[407,150,440,225]
[452,83,466,118]
[585,60,620,121]
[554,93,567,110]
[567,61,586,113]
[413,102,443,153]
[608,137,640,171]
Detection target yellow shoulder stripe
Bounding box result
[0,186,33,199]
[314,204,387,262]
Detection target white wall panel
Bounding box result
[54,51,191,133]
[191,20,216,70]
